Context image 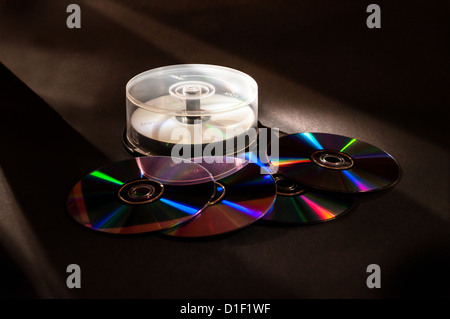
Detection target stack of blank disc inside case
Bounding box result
[122,64,258,158]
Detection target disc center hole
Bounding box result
[275,177,297,191]
[129,184,155,199]
[322,155,342,164]
[273,174,305,196]
[209,182,226,205]
[311,150,354,170]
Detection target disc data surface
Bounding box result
[267,132,401,193]
[263,174,355,224]
[162,157,277,237]
[67,156,215,234]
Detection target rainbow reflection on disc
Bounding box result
[267,132,401,193]
[66,156,215,234]
[162,157,277,237]
[263,174,355,224]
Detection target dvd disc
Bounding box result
[66,156,215,234]
[162,157,277,237]
[263,174,355,224]
[267,132,401,193]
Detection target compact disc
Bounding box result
[127,101,257,156]
[66,156,215,234]
[162,157,277,237]
[263,174,355,224]
[130,95,256,145]
[267,132,401,193]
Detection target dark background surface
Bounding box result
[0,0,448,299]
